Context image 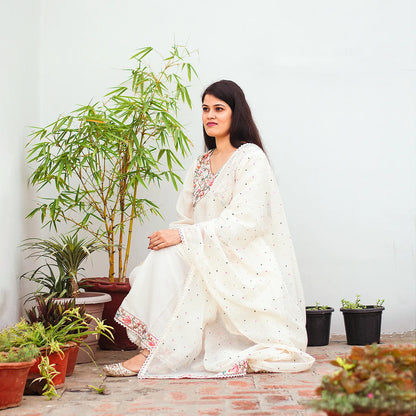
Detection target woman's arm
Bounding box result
[148,159,197,251]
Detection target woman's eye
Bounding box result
[215,107,223,111]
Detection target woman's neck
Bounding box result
[214,136,235,154]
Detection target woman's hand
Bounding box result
[148,229,181,251]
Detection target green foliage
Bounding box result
[26,45,198,281]
[308,344,416,415]
[25,296,89,333]
[0,344,39,363]
[1,307,113,354]
[88,384,106,394]
[341,295,385,309]
[20,233,105,299]
[32,356,60,399]
[341,294,364,309]
[376,298,385,307]
[307,302,330,310]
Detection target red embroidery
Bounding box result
[115,308,158,349]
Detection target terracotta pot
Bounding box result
[80,277,138,351]
[74,292,112,362]
[65,342,80,376]
[0,359,36,410]
[25,346,70,394]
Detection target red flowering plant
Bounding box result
[308,343,415,415]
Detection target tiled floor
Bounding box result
[5,332,415,416]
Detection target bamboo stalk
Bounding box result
[122,180,138,282]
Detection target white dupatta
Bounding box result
[116,143,314,378]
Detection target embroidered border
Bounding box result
[114,307,158,350]
[137,359,248,380]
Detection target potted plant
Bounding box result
[307,343,416,415]
[20,233,112,361]
[26,296,100,374]
[306,302,334,346]
[340,295,385,345]
[2,307,113,397]
[0,342,39,410]
[25,45,197,350]
[20,233,105,299]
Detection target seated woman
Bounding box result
[103,80,314,378]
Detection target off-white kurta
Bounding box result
[115,143,314,378]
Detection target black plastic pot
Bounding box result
[340,305,385,345]
[306,307,334,346]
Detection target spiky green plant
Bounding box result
[20,233,105,299]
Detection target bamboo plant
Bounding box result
[26,45,197,282]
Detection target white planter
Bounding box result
[54,292,112,363]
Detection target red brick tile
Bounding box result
[227,378,254,388]
[265,384,312,389]
[94,403,116,411]
[264,394,290,402]
[233,390,287,395]
[232,399,260,410]
[198,385,222,395]
[198,409,223,416]
[201,395,254,400]
[170,390,188,400]
[298,389,318,398]
[270,404,305,410]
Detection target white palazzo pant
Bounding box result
[125,246,190,348]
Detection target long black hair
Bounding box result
[202,80,264,151]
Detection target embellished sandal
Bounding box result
[102,349,150,377]
[102,362,138,377]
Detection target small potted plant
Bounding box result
[340,295,385,345]
[26,45,197,350]
[0,342,39,410]
[306,302,335,346]
[26,296,93,375]
[307,343,416,415]
[20,233,112,361]
[1,307,113,397]
[20,233,106,299]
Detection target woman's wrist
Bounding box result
[176,228,184,243]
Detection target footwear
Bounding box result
[102,362,138,377]
[102,349,150,377]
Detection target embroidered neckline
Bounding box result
[192,143,253,207]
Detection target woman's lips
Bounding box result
[206,122,217,127]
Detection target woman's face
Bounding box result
[202,94,232,140]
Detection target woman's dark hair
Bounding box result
[202,80,265,151]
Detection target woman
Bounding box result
[103,80,314,378]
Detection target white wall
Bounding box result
[0,0,40,327]
[2,0,415,334]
